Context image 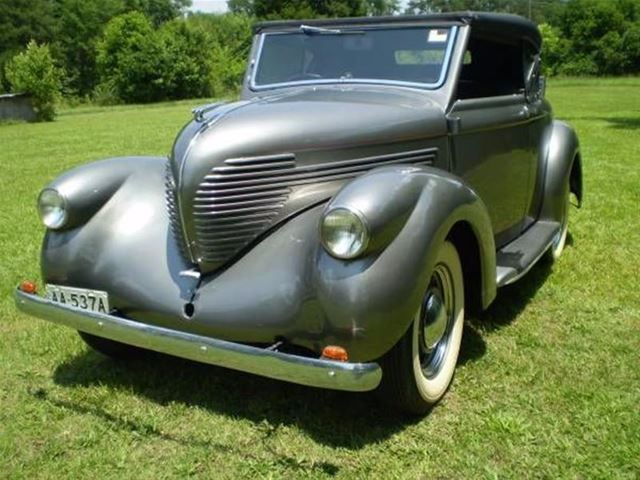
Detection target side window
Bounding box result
[456,35,525,100]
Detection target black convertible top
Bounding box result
[253,11,541,51]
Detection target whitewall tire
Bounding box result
[378,240,465,414]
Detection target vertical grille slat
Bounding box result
[165,164,189,258]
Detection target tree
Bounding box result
[622,23,640,72]
[539,23,567,76]
[228,0,367,19]
[52,0,127,97]
[365,0,400,15]
[0,0,55,91]
[96,12,167,102]
[405,0,564,23]
[557,0,634,75]
[5,41,64,121]
[186,13,253,96]
[159,19,213,99]
[124,0,192,25]
[228,0,257,15]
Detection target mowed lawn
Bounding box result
[1,79,639,478]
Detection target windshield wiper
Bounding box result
[299,24,364,35]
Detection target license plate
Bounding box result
[46,284,110,314]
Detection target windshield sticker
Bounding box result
[428,29,448,43]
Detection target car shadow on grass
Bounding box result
[467,253,553,335]
[562,116,640,129]
[50,254,554,449]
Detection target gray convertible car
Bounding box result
[16,12,582,414]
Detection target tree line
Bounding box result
[1,0,639,121]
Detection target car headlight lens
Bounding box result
[320,207,369,259]
[38,189,67,229]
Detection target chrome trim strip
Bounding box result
[177,100,253,262]
[250,26,458,92]
[15,289,382,392]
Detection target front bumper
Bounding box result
[14,288,382,392]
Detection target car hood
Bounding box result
[169,86,447,273]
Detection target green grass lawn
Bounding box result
[1,79,639,478]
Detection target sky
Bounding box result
[190,0,412,14]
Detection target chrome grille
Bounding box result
[165,163,188,257]
[192,148,436,266]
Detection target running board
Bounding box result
[496,220,560,287]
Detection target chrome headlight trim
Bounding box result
[37,188,68,230]
[320,207,370,259]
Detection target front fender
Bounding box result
[41,156,199,323]
[43,157,163,230]
[540,120,581,222]
[314,165,496,360]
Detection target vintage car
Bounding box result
[15,12,582,414]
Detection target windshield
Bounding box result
[252,26,457,90]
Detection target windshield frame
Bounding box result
[249,25,459,92]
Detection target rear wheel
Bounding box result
[78,331,147,360]
[377,241,464,415]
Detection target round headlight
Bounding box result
[320,207,369,259]
[38,188,67,229]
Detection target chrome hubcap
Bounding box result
[422,292,447,350]
[419,264,455,379]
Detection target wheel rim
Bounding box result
[418,264,455,379]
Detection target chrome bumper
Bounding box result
[14,289,382,392]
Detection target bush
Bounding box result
[622,24,640,72]
[4,41,63,121]
[96,12,167,103]
[158,20,213,99]
[186,13,252,97]
[97,13,222,103]
[539,23,568,76]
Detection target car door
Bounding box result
[447,35,537,247]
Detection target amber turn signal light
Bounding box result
[19,280,38,294]
[321,345,348,362]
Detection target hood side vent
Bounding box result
[193,147,437,267]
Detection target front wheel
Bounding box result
[548,180,571,261]
[377,241,464,415]
[78,331,148,360]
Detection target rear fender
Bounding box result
[540,120,581,222]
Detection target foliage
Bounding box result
[404,0,558,23]
[366,0,400,15]
[551,0,640,75]
[4,41,63,121]
[158,19,213,99]
[0,0,191,96]
[622,24,640,71]
[0,0,56,91]
[96,12,216,103]
[124,0,192,25]
[187,13,253,97]
[538,23,567,76]
[229,0,399,18]
[96,12,166,103]
[51,0,127,97]
[3,0,640,101]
